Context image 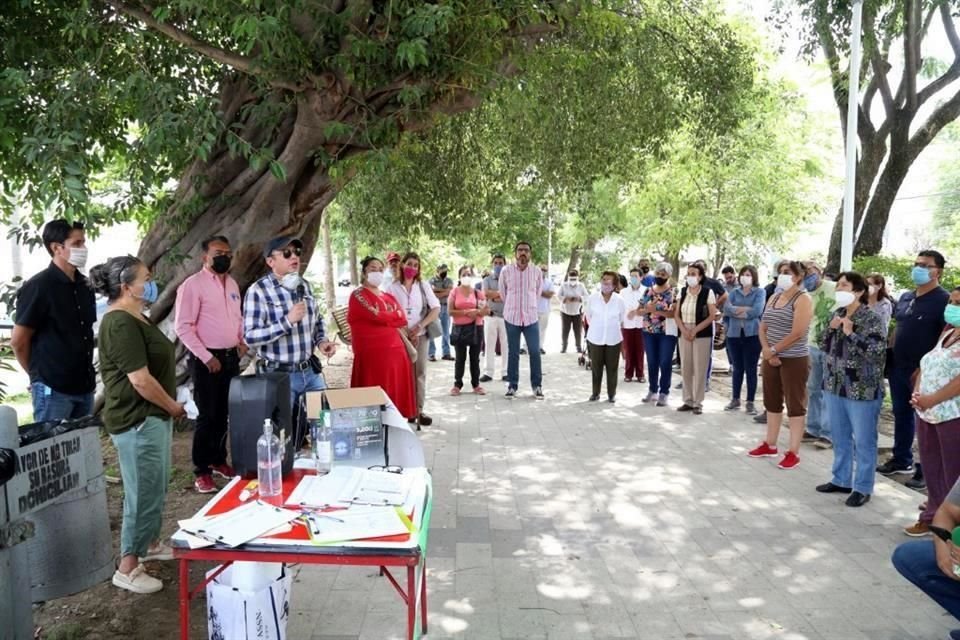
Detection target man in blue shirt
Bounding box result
[878,250,950,481]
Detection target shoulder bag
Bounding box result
[418,281,443,339]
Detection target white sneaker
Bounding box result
[112,564,163,594]
[141,542,174,562]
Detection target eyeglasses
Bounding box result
[368,464,403,474]
[277,247,302,259]
[914,262,936,269]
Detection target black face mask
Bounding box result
[641,266,650,274]
[439,271,447,279]
[654,276,668,286]
[211,255,232,274]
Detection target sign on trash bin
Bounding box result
[207,563,291,640]
[4,431,89,519]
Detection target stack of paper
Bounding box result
[301,507,411,544]
[178,501,301,548]
[286,467,422,508]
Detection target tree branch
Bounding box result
[908,85,960,164]
[104,0,303,92]
[863,10,894,118]
[941,1,960,58]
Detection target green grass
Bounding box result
[45,624,87,640]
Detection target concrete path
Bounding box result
[289,325,954,640]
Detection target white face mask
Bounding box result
[686,276,700,288]
[739,275,752,287]
[777,274,795,291]
[568,278,578,284]
[834,290,856,308]
[366,271,384,287]
[461,276,475,288]
[67,246,88,269]
[868,285,878,297]
[281,272,302,291]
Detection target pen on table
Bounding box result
[239,480,258,502]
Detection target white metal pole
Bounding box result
[841,0,864,271]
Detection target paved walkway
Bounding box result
[289,324,955,640]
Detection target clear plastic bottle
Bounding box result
[313,410,332,475]
[257,419,282,499]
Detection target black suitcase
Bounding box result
[228,373,295,479]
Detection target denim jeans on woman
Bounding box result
[824,392,882,494]
[726,335,761,402]
[644,332,677,396]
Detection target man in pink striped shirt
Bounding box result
[175,236,248,493]
[499,241,544,399]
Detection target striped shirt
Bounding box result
[762,290,809,358]
[499,263,542,327]
[243,273,325,364]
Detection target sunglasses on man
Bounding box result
[276,247,303,259]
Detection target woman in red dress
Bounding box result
[347,256,418,419]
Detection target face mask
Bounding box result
[834,291,856,308]
[211,255,231,274]
[461,276,475,288]
[601,283,614,294]
[439,271,447,279]
[777,274,795,291]
[281,272,301,291]
[366,271,384,287]
[567,277,578,284]
[403,267,419,280]
[493,265,503,277]
[654,276,668,286]
[912,266,932,286]
[629,276,641,287]
[739,275,752,287]
[136,280,159,305]
[945,305,960,327]
[642,274,656,287]
[868,285,878,297]
[803,274,819,291]
[686,276,700,288]
[641,266,650,274]
[67,247,88,269]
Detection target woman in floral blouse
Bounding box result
[815,272,887,507]
[640,262,678,407]
[905,286,960,534]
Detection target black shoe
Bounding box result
[905,477,927,490]
[677,404,694,412]
[675,382,683,390]
[480,374,493,383]
[753,411,767,424]
[505,388,517,398]
[501,375,509,382]
[520,348,527,355]
[442,355,455,361]
[534,387,544,400]
[418,413,433,427]
[876,459,914,476]
[816,482,852,494]
[539,348,546,355]
[561,347,567,354]
[608,396,616,403]
[428,355,437,362]
[692,406,702,415]
[589,395,599,402]
[845,492,871,507]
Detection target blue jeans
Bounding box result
[429,304,452,358]
[505,321,542,390]
[31,381,94,422]
[893,540,960,621]
[889,365,916,466]
[825,392,882,494]
[644,332,677,395]
[727,335,761,401]
[805,346,830,439]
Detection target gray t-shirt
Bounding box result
[483,275,504,316]
[948,477,960,506]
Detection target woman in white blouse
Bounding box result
[585,271,628,402]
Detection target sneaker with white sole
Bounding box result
[112,564,163,594]
[141,542,174,562]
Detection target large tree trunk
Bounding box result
[137,78,355,335]
[825,138,887,272]
[348,226,359,286]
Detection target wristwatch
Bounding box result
[770,347,778,356]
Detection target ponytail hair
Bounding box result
[89,255,142,302]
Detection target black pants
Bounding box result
[561,313,583,351]
[454,340,481,389]
[588,342,621,399]
[191,348,240,476]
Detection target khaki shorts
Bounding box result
[762,356,810,417]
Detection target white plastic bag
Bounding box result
[206,562,290,640]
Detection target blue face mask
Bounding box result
[803,274,819,291]
[945,305,960,327]
[493,265,503,277]
[641,274,655,287]
[138,280,159,305]
[912,265,932,286]
[630,276,641,288]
